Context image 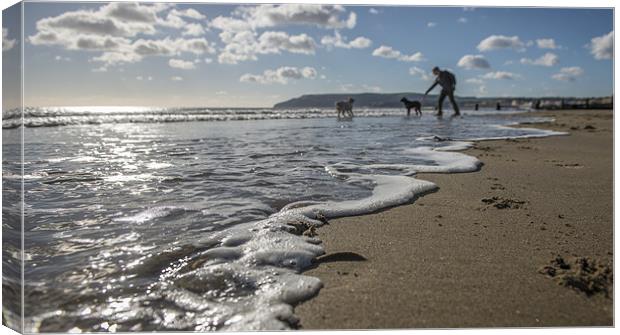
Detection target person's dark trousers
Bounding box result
[437,89,461,115]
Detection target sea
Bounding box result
[1,106,565,332]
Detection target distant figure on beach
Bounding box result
[400,97,422,116]
[336,97,355,119]
[535,100,541,110]
[496,102,501,111]
[424,66,460,116]
[474,103,479,111]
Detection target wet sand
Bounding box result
[295,109,613,329]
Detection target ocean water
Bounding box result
[2,107,564,332]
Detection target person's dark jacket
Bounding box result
[425,70,457,94]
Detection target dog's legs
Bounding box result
[407,107,411,116]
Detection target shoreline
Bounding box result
[295,109,613,328]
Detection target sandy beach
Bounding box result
[295,109,613,329]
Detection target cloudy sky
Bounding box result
[2,1,614,107]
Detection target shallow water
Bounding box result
[2,108,564,331]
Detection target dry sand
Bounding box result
[295,109,613,329]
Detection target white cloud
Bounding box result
[168,58,196,69]
[217,30,317,64]
[463,7,476,11]
[536,38,557,49]
[240,66,317,84]
[171,76,184,81]
[481,71,520,80]
[169,8,206,20]
[466,77,484,84]
[552,66,584,81]
[29,30,132,51]
[217,30,259,64]
[369,8,379,15]
[349,37,372,49]
[520,52,559,66]
[183,23,205,36]
[92,51,142,67]
[477,35,526,52]
[457,17,468,23]
[409,66,433,81]
[209,16,252,33]
[210,4,358,64]
[589,31,613,60]
[27,2,215,69]
[224,4,357,31]
[136,75,143,80]
[457,54,490,69]
[321,31,371,49]
[372,45,424,62]
[427,22,437,28]
[258,31,317,54]
[32,3,163,39]
[133,37,215,57]
[2,28,16,51]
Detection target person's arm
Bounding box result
[425,81,438,95]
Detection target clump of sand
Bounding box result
[539,256,613,298]
[287,219,322,237]
[481,196,526,209]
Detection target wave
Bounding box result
[2,106,526,128]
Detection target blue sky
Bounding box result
[2,2,614,107]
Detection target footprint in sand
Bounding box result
[481,196,527,210]
[490,183,505,190]
[539,256,613,298]
[554,163,584,169]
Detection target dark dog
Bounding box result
[400,97,422,116]
[336,97,355,118]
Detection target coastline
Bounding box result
[295,109,613,328]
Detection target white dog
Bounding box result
[336,97,355,118]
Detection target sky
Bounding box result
[1,1,614,108]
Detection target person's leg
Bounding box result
[437,90,447,115]
[448,91,460,115]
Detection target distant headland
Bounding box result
[273,93,613,110]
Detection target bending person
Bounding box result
[424,66,460,116]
